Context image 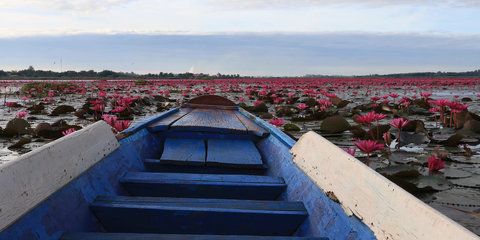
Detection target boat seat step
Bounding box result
[60,232,329,240]
[120,172,286,200]
[143,158,267,175]
[91,196,308,236]
[158,138,264,168]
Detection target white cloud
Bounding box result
[0,0,137,13]
[209,0,480,8]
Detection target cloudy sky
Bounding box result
[1,0,479,76]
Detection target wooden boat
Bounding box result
[0,95,477,240]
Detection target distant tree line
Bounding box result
[304,69,480,78]
[0,66,242,80]
[1,66,479,80]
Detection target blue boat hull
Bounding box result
[0,96,375,240]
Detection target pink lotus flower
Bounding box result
[354,139,384,166]
[343,148,356,156]
[370,97,380,103]
[390,118,409,148]
[48,91,54,97]
[102,114,117,126]
[390,118,408,129]
[114,120,131,132]
[269,118,284,127]
[62,128,76,136]
[420,92,431,100]
[355,111,376,125]
[383,132,392,154]
[239,97,245,102]
[273,98,284,104]
[92,104,105,112]
[287,93,295,98]
[98,92,107,98]
[428,155,445,172]
[6,102,15,108]
[111,106,126,113]
[297,103,308,110]
[16,111,28,118]
[254,100,263,106]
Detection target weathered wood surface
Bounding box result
[61,232,328,240]
[120,172,286,200]
[0,121,119,231]
[143,158,268,175]
[160,138,205,166]
[91,196,308,235]
[207,139,263,168]
[171,108,248,134]
[148,108,193,132]
[291,131,479,240]
[234,111,269,137]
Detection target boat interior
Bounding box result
[0,95,374,240]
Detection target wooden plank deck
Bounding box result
[148,108,193,132]
[159,138,206,166]
[207,139,263,168]
[234,112,269,137]
[171,108,248,134]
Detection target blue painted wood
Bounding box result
[148,108,193,132]
[1,96,377,240]
[234,111,269,137]
[124,108,179,134]
[120,172,286,200]
[91,196,308,236]
[171,108,248,134]
[156,131,258,141]
[61,232,329,240]
[238,108,296,148]
[207,139,263,168]
[159,138,205,166]
[144,158,268,175]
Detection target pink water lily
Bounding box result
[354,139,384,166]
[343,148,356,156]
[297,103,308,110]
[62,128,76,136]
[428,155,445,172]
[16,111,28,118]
[390,118,409,148]
[114,120,131,132]
[269,118,285,127]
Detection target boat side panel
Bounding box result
[0,121,119,232]
[291,131,479,240]
[0,129,161,240]
[237,108,295,148]
[256,135,376,240]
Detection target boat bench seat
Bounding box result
[158,138,264,168]
[90,196,308,236]
[60,232,329,240]
[120,172,287,200]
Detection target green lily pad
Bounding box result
[389,151,420,164]
[450,175,480,188]
[407,175,452,192]
[450,155,480,164]
[463,167,480,175]
[442,168,472,179]
[432,188,480,206]
[377,165,421,178]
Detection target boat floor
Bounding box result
[60,106,328,239]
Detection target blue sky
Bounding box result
[1,0,479,76]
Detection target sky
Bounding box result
[0,0,479,76]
